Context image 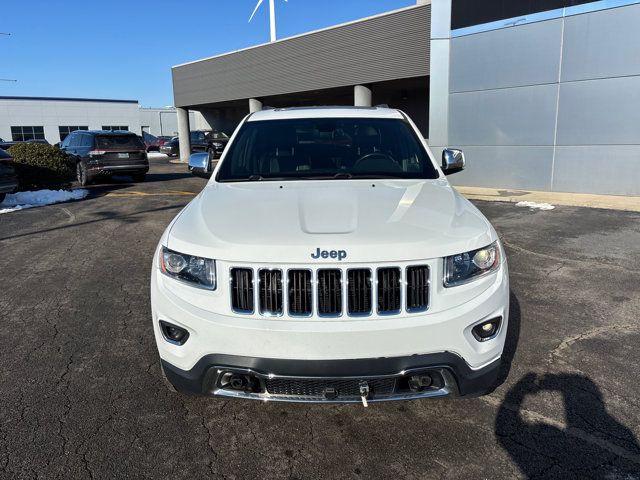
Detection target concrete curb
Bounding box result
[455,186,640,213]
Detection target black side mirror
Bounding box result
[442,148,465,175]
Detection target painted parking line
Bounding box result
[105,191,196,197]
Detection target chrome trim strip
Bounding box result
[450,0,640,38]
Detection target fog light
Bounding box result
[159,321,189,345]
[472,317,502,342]
[408,374,433,392]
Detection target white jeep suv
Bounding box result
[151,107,509,404]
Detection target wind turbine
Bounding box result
[248,0,287,42]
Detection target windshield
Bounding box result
[96,135,145,150]
[217,118,438,182]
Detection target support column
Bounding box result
[428,0,452,154]
[249,98,263,113]
[354,85,372,107]
[177,107,191,163]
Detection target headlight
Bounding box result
[444,241,500,287]
[160,246,216,290]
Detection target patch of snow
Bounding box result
[516,201,555,211]
[0,189,89,214]
[147,152,168,159]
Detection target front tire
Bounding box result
[0,192,5,204]
[76,161,91,186]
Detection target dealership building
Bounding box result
[172,0,640,195]
[0,96,201,143]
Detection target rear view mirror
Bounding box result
[188,152,211,179]
[442,148,465,175]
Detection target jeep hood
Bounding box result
[167,179,496,263]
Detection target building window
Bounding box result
[11,126,45,141]
[451,0,595,29]
[58,126,88,141]
[102,125,129,132]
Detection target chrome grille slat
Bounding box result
[288,270,312,316]
[317,269,342,316]
[259,270,283,315]
[407,266,429,312]
[230,268,254,313]
[347,269,372,315]
[377,267,401,314]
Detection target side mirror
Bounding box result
[188,152,211,179]
[442,148,465,175]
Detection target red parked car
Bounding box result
[143,133,174,152]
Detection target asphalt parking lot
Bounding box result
[1,156,639,480]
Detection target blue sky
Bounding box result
[1,0,415,107]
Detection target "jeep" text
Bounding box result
[311,248,347,261]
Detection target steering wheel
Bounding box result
[352,151,400,171]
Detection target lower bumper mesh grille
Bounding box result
[265,377,397,399]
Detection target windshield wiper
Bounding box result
[292,173,354,180]
[248,175,263,181]
[332,172,353,179]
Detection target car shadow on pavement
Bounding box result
[110,172,193,183]
[494,291,521,390]
[495,373,640,478]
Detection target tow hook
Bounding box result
[359,381,370,407]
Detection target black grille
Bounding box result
[231,268,254,313]
[265,377,396,399]
[288,270,312,316]
[406,266,429,312]
[377,268,401,314]
[317,270,342,316]
[347,269,372,315]
[259,270,283,315]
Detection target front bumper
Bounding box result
[152,254,509,403]
[161,352,501,402]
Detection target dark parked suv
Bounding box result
[0,148,18,204]
[60,130,149,186]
